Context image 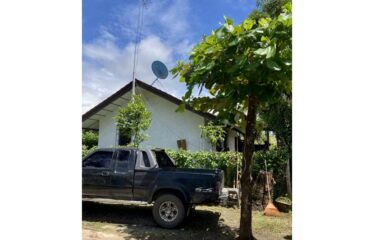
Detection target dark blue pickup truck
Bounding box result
[82,148,224,228]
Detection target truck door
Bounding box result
[109,149,134,199]
[133,151,158,201]
[82,150,114,197]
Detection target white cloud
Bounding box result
[83,34,188,112]
[83,0,195,112]
[112,0,192,44]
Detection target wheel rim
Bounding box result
[159,201,178,222]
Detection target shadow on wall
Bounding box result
[82,201,237,240]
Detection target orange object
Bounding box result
[264,201,281,217]
[263,158,281,217]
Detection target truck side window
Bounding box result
[152,150,175,168]
[115,150,130,173]
[142,151,151,167]
[83,151,112,168]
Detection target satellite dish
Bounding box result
[151,60,168,86]
[152,61,168,79]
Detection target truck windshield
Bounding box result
[151,150,176,168]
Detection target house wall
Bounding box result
[138,88,210,151]
[98,106,121,148]
[97,87,211,151]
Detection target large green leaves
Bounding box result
[171,3,292,127]
[254,44,276,58]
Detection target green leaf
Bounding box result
[254,47,269,56]
[266,45,276,59]
[176,102,186,112]
[258,18,269,27]
[266,60,281,71]
[184,87,193,99]
[215,27,224,39]
[224,16,234,25]
[205,46,215,54]
[224,23,234,32]
[243,19,255,30]
[206,61,215,70]
[235,55,247,66]
[229,38,239,46]
[233,25,243,35]
[282,2,292,13]
[261,36,270,43]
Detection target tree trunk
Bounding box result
[239,95,258,240]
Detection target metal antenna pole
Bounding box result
[151,78,158,86]
[131,0,147,96]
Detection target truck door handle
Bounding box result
[100,171,110,176]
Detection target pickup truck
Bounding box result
[82,148,224,228]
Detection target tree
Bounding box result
[171,3,292,239]
[114,94,152,148]
[199,121,225,151]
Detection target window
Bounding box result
[115,150,130,173]
[118,129,131,146]
[216,132,229,152]
[152,150,175,168]
[142,151,150,167]
[83,151,112,168]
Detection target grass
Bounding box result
[82,199,291,240]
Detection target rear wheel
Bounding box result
[152,194,186,228]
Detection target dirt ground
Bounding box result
[82,199,291,240]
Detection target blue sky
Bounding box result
[83,0,257,111]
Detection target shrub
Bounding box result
[199,122,225,151]
[114,94,152,148]
[166,149,240,187]
[167,148,288,197]
[82,131,98,149]
[252,148,289,198]
[82,145,97,158]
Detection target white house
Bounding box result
[82,79,243,151]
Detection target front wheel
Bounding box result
[152,194,186,228]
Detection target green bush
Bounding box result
[167,149,288,197]
[82,131,98,149]
[82,145,97,158]
[166,149,240,187]
[252,149,289,198]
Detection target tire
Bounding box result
[152,194,186,228]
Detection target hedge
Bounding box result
[166,149,288,198]
[166,149,240,188]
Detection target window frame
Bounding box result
[113,149,132,174]
[83,150,114,169]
